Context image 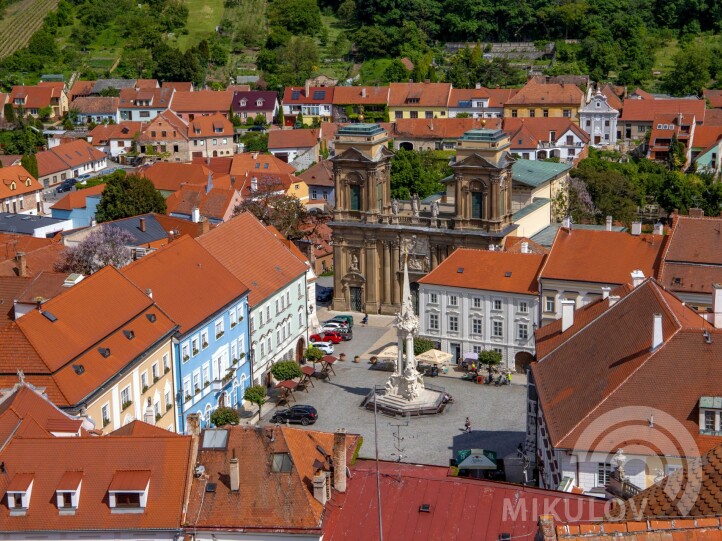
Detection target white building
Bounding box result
[418,247,544,372]
[579,90,619,147]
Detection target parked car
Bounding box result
[322,321,346,330]
[310,332,342,344]
[75,174,91,184]
[329,315,354,328]
[271,405,318,425]
[55,179,76,193]
[311,341,334,354]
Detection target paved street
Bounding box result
[260,318,527,467]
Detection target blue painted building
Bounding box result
[50,184,104,229]
[123,235,251,432]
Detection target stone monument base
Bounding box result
[362,384,448,417]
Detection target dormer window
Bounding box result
[256,99,264,107]
[9,181,16,190]
[699,396,722,435]
[25,178,31,186]
[6,474,33,515]
[240,98,247,107]
[56,471,82,513]
[108,470,150,513]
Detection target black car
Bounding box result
[271,405,318,425]
[55,179,76,193]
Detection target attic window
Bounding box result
[42,310,58,322]
[98,347,111,358]
[108,470,150,513]
[505,272,512,278]
[291,90,300,100]
[457,267,464,273]
[419,504,431,513]
[313,90,326,100]
[673,277,682,285]
[206,483,217,493]
[271,452,293,472]
[73,364,85,375]
[56,472,82,512]
[7,474,33,514]
[9,181,16,190]
[201,429,229,449]
[124,330,135,340]
[25,179,31,187]
[146,313,157,323]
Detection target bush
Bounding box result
[210,407,239,427]
[305,345,324,363]
[271,360,302,381]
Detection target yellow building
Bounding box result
[13,267,180,434]
[287,175,309,203]
[503,80,584,124]
[388,82,452,120]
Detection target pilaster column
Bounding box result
[364,238,379,313]
[431,244,438,269]
[454,174,463,219]
[383,241,391,305]
[391,241,400,305]
[331,241,346,311]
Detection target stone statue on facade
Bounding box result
[430,200,439,218]
[391,198,399,216]
[411,194,420,217]
[350,252,359,272]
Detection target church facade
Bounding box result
[330,123,520,314]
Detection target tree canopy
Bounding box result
[54,226,134,275]
[95,173,166,223]
[271,360,303,381]
[390,149,451,200]
[210,407,240,427]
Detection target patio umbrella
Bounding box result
[416,349,453,366]
[457,449,497,470]
[375,344,400,360]
[463,352,478,362]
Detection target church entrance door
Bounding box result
[350,286,363,311]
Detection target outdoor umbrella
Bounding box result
[375,344,400,360]
[457,449,498,470]
[416,349,453,366]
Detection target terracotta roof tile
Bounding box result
[70,96,119,115]
[188,113,234,138]
[162,81,192,92]
[503,236,548,254]
[600,84,623,110]
[332,86,389,105]
[87,121,144,144]
[692,125,722,149]
[620,99,706,122]
[170,90,233,113]
[122,235,248,333]
[448,87,518,108]
[198,212,307,306]
[393,117,502,139]
[36,140,107,176]
[504,117,590,148]
[0,234,54,263]
[298,160,333,187]
[135,79,159,89]
[137,109,188,141]
[164,186,239,222]
[0,165,41,199]
[0,243,65,278]
[8,85,59,110]
[230,153,295,177]
[388,82,452,107]
[118,87,173,109]
[419,248,544,295]
[68,80,95,101]
[705,89,722,109]
[139,162,232,192]
[268,128,318,149]
[50,183,105,211]
[540,228,666,285]
[506,80,583,106]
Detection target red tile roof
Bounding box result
[0,234,54,263]
[118,87,173,109]
[164,186,240,222]
[186,425,359,533]
[135,79,159,89]
[532,279,722,455]
[282,86,335,105]
[388,82,452,108]
[503,235,548,254]
[268,128,318,149]
[0,243,65,278]
[393,117,502,139]
[170,90,234,114]
[122,235,248,333]
[504,117,589,148]
[108,469,151,491]
[540,228,666,285]
[198,212,308,306]
[298,160,333,187]
[188,113,234,138]
[0,165,41,199]
[659,214,722,294]
[324,460,606,541]
[36,140,107,177]
[620,98,706,122]
[332,86,389,105]
[705,89,722,109]
[161,81,193,92]
[600,84,623,110]
[448,87,518,109]
[418,248,545,295]
[68,80,95,101]
[9,84,63,110]
[138,162,233,192]
[548,516,722,540]
[692,124,722,149]
[70,96,119,115]
[0,424,191,532]
[50,183,105,211]
[506,80,584,107]
[230,152,296,178]
[137,109,188,141]
[87,121,144,145]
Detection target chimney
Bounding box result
[313,470,327,505]
[601,286,611,299]
[651,313,663,350]
[305,81,311,97]
[191,207,200,223]
[144,406,155,424]
[654,222,664,235]
[361,87,367,98]
[15,252,27,277]
[139,217,146,232]
[230,457,240,492]
[521,241,529,254]
[332,428,347,493]
[561,299,575,332]
[201,217,211,234]
[145,288,153,299]
[475,82,481,90]
[605,215,612,232]
[713,284,722,329]
[631,269,645,288]
[562,216,572,229]
[608,295,620,306]
[631,221,642,235]
[251,151,258,159]
[689,207,704,218]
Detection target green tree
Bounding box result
[275,36,319,85]
[661,43,711,96]
[390,149,450,199]
[413,337,434,356]
[210,407,240,427]
[95,174,166,223]
[337,0,356,26]
[383,59,410,83]
[38,106,53,121]
[478,349,501,377]
[667,134,686,170]
[305,345,324,363]
[20,154,38,178]
[243,384,267,420]
[269,0,322,35]
[3,103,16,125]
[271,360,303,381]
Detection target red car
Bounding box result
[310,332,343,344]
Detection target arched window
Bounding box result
[471,191,483,219]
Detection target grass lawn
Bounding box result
[177,0,227,50]
[648,34,718,91]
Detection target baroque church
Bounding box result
[330,123,522,314]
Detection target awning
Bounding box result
[457,449,497,470]
[463,352,478,362]
[375,344,399,360]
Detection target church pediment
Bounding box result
[452,152,504,170]
[331,147,374,163]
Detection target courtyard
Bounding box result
[259,317,527,468]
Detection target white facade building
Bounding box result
[579,91,619,147]
[417,248,544,371]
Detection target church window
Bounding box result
[350,184,361,211]
[471,191,483,219]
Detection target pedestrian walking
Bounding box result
[464,417,471,433]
